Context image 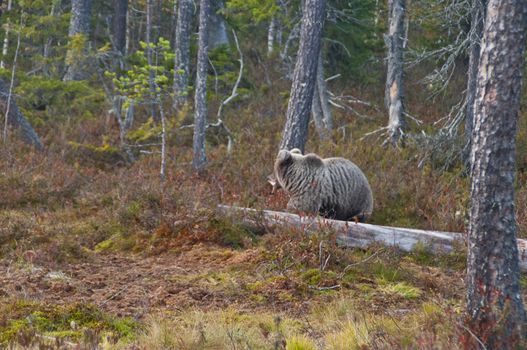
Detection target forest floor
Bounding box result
[1,114,527,348]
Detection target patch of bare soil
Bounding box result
[0,245,265,319]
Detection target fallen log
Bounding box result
[217,205,527,272]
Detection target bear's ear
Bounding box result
[276,149,292,164]
[304,153,323,167]
[290,148,302,155]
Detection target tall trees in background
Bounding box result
[193,0,211,171]
[113,0,128,55]
[466,0,527,347]
[463,0,487,167]
[312,51,332,139]
[279,0,326,152]
[64,0,93,81]
[173,0,193,109]
[384,0,406,146]
[0,0,12,69]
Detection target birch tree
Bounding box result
[173,0,193,109]
[279,0,326,152]
[193,0,211,171]
[145,0,157,121]
[64,0,93,81]
[466,0,527,347]
[384,0,406,146]
[0,0,12,69]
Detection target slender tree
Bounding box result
[384,0,406,146]
[64,0,93,81]
[279,0,326,152]
[145,0,158,121]
[463,0,487,167]
[193,0,211,171]
[113,0,128,55]
[466,0,527,348]
[173,0,193,109]
[0,0,12,69]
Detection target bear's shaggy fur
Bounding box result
[273,149,373,222]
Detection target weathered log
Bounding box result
[217,205,527,272]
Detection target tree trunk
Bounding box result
[173,0,193,109]
[208,0,229,50]
[145,0,158,121]
[63,0,93,81]
[463,0,487,168]
[466,0,527,347]
[193,0,210,171]
[279,0,326,153]
[384,0,406,146]
[312,51,332,140]
[0,0,12,69]
[267,16,276,55]
[113,0,128,54]
[0,79,43,150]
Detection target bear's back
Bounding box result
[320,157,373,221]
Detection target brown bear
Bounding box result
[273,148,373,222]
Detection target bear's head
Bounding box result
[273,149,324,192]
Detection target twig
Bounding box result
[339,248,385,278]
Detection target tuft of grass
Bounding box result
[286,335,318,350]
[379,282,423,300]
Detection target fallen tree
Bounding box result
[217,205,527,272]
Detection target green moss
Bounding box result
[209,217,256,249]
[0,301,138,346]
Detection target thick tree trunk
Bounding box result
[384,0,406,146]
[173,0,193,109]
[463,0,487,168]
[193,0,210,171]
[113,0,128,54]
[208,0,229,50]
[0,79,43,150]
[63,0,93,81]
[466,0,527,348]
[279,0,326,153]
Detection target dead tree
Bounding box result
[173,0,193,109]
[311,50,332,139]
[145,0,158,121]
[279,0,326,153]
[193,0,211,171]
[0,79,43,150]
[463,0,487,167]
[64,0,93,81]
[0,0,12,69]
[384,0,406,146]
[466,0,527,347]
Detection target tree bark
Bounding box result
[0,0,12,69]
[312,51,332,140]
[193,0,210,171]
[208,0,229,50]
[173,0,193,109]
[279,0,326,153]
[63,0,93,81]
[463,0,487,168]
[0,79,43,150]
[267,16,276,55]
[466,0,527,347]
[145,0,158,121]
[384,0,406,146]
[113,0,128,54]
